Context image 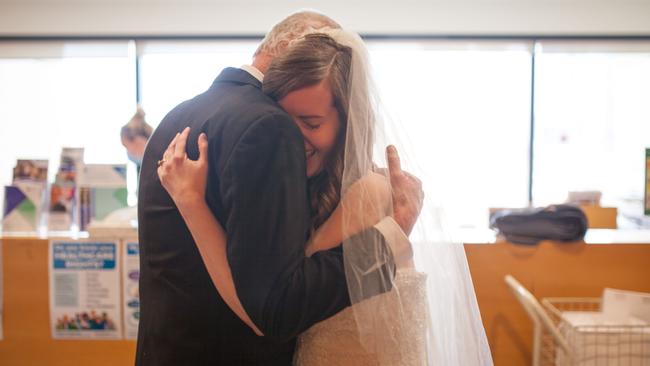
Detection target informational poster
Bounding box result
[49,240,121,339]
[122,241,140,339]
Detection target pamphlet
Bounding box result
[2,182,45,233]
[13,159,48,183]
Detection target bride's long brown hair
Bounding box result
[263,33,352,232]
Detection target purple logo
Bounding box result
[128,270,140,280]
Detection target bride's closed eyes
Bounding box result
[279,80,342,177]
[299,116,324,130]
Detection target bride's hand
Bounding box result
[157,127,209,209]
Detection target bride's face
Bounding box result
[279,80,341,177]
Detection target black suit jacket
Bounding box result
[135,68,393,365]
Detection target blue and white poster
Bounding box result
[49,240,121,339]
[122,241,140,340]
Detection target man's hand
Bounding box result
[386,145,424,236]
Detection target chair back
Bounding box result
[504,275,572,365]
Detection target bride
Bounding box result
[157,29,492,365]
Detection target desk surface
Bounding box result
[453,228,650,245]
[4,228,650,244]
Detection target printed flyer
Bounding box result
[49,240,121,339]
[48,183,76,231]
[13,159,48,183]
[122,241,140,339]
[79,164,128,231]
[3,182,44,233]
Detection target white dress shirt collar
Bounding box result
[240,64,264,83]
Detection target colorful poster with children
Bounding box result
[122,241,140,339]
[49,240,121,339]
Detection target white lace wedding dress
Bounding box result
[294,269,428,365]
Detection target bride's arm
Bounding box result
[177,199,263,336]
[305,171,392,257]
[158,128,263,336]
[306,146,424,259]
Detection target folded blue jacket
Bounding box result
[489,204,589,245]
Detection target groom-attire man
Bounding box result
[136,12,418,366]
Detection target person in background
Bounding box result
[121,106,153,176]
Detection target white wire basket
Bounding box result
[541,297,650,366]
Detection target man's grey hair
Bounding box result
[255,10,341,57]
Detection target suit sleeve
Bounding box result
[219,112,397,340]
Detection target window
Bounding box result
[0,41,136,212]
[138,40,259,127]
[534,41,650,227]
[368,40,533,228]
[2,37,649,232]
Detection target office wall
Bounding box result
[1,0,650,37]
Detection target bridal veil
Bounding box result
[323,28,494,365]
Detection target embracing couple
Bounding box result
[135,10,492,366]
